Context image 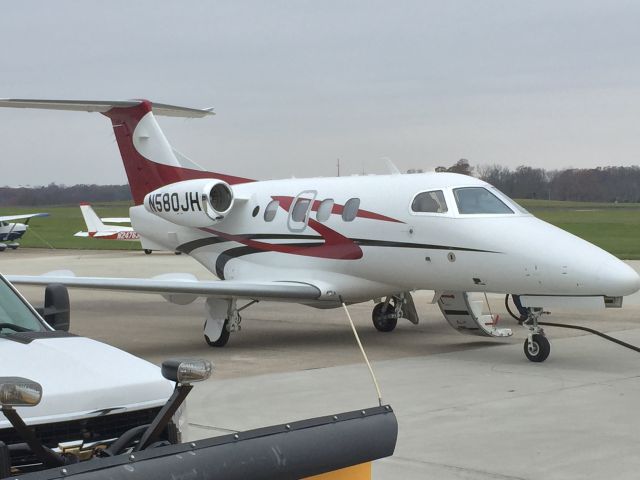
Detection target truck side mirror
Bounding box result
[40,284,70,331]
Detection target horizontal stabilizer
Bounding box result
[100,217,131,224]
[0,99,214,118]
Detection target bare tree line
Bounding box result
[476,164,640,203]
[0,184,131,206]
[2,162,640,206]
[432,159,640,203]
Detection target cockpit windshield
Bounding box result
[453,187,514,214]
[0,277,46,333]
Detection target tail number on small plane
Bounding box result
[117,231,140,240]
[148,192,202,213]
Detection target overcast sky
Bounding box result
[1,0,639,186]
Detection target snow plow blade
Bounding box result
[18,405,397,480]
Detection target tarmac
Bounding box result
[3,248,640,479]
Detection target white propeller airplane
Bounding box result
[74,203,148,250]
[0,212,49,250]
[1,98,638,362]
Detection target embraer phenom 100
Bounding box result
[1,99,638,362]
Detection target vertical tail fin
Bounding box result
[79,204,105,233]
[0,99,254,205]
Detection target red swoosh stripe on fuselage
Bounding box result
[201,220,363,260]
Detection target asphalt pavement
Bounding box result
[2,248,640,479]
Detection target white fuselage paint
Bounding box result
[130,172,640,304]
[0,222,27,242]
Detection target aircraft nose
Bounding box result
[597,258,640,297]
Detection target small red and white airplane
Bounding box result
[1,98,638,361]
[75,203,140,242]
[74,204,172,255]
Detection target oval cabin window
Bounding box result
[316,199,334,222]
[264,200,279,222]
[342,198,360,222]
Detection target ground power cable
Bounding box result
[504,294,640,354]
[341,301,383,406]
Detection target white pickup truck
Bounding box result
[0,274,397,479]
[0,275,180,474]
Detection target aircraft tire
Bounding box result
[204,320,230,347]
[174,251,182,255]
[144,249,152,255]
[372,303,398,332]
[524,334,550,362]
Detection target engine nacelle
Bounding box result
[144,179,234,227]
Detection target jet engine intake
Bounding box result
[144,179,234,227]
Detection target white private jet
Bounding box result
[74,203,149,251]
[0,213,49,250]
[1,99,638,362]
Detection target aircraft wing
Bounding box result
[0,213,49,222]
[6,275,322,301]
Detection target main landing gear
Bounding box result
[204,319,231,347]
[203,298,258,347]
[371,293,419,332]
[372,299,400,332]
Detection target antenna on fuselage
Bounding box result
[382,157,401,175]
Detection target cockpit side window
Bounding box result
[453,187,514,214]
[411,190,448,213]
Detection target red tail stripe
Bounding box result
[102,101,253,205]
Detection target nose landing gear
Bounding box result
[522,307,551,362]
[524,333,550,362]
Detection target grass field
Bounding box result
[518,199,640,259]
[0,202,137,251]
[2,199,639,259]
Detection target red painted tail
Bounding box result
[0,98,253,205]
[102,100,252,204]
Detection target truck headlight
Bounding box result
[0,377,42,407]
[161,359,212,384]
